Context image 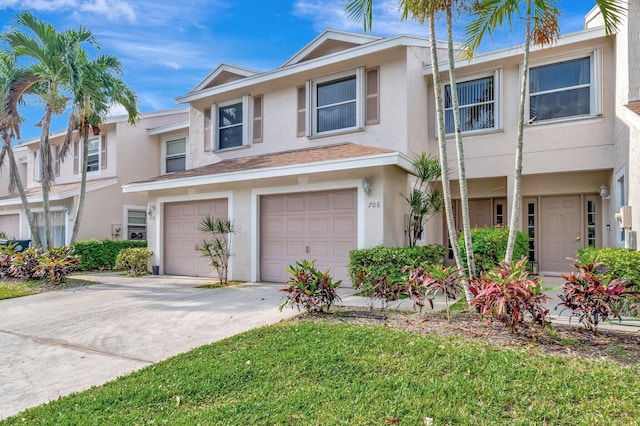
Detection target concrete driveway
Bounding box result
[0,273,298,420]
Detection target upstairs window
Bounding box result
[165,138,186,173]
[218,101,243,149]
[528,52,600,123]
[309,68,364,136]
[87,138,100,172]
[444,73,498,134]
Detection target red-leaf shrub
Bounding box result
[403,264,463,319]
[557,261,628,333]
[468,257,548,332]
[280,259,342,313]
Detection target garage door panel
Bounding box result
[261,189,356,283]
[0,215,19,239]
[164,199,228,277]
[309,217,329,234]
[287,218,305,233]
[309,194,329,210]
[287,196,305,211]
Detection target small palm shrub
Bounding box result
[115,248,153,277]
[280,259,342,313]
[468,257,548,333]
[197,216,235,285]
[557,261,628,334]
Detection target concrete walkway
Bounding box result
[0,273,299,420]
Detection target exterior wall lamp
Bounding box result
[362,177,372,196]
[599,183,610,200]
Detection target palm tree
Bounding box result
[464,0,626,263]
[3,11,96,248]
[0,52,41,246]
[62,50,139,244]
[346,0,477,300]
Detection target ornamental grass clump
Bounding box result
[557,260,628,334]
[468,257,548,333]
[280,259,341,313]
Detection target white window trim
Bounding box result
[161,133,188,174]
[307,67,365,137]
[211,96,251,151]
[86,137,101,174]
[123,204,147,240]
[524,49,602,125]
[442,69,502,136]
[31,207,69,247]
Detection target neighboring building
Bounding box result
[124,8,640,281]
[0,108,188,246]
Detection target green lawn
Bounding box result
[0,281,38,300]
[3,321,639,425]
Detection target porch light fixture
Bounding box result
[147,206,155,219]
[362,177,372,196]
[599,183,610,200]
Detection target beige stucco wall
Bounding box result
[186,46,421,169]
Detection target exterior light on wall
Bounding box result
[362,177,372,196]
[147,206,155,219]
[599,183,610,200]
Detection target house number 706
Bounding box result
[368,202,381,208]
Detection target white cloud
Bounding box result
[79,0,136,23]
[292,0,426,36]
[0,0,136,22]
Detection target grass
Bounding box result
[4,321,639,425]
[0,277,95,300]
[195,280,246,289]
[0,281,39,300]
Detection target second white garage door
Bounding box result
[164,199,228,277]
[260,189,357,283]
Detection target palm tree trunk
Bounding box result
[446,5,476,280]
[428,12,473,302]
[39,104,54,248]
[70,118,89,244]
[504,0,532,264]
[1,131,41,247]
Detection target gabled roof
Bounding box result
[281,29,381,67]
[0,178,117,207]
[123,143,412,193]
[190,63,261,92]
[176,34,432,104]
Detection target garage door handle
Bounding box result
[305,246,309,254]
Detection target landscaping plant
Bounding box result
[280,259,341,312]
[403,264,463,320]
[468,257,548,332]
[197,216,235,286]
[72,239,147,271]
[458,226,528,276]
[557,260,628,334]
[115,247,153,277]
[8,247,42,281]
[33,246,80,285]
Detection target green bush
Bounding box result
[348,244,446,289]
[115,247,153,277]
[458,226,529,276]
[72,239,147,271]
[577,247,640,287]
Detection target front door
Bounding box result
[539,196,582,272]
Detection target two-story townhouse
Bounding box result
[423,17,620,274]
[123,30,451,282]
[0,108,188,246]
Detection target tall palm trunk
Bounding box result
[446,5,476,279]
[70,116,90,244]
[1,130,41,247]
[429,12,473,302]
[504,0,532,263]
[39,103,54,249]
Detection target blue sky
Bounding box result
[0,0,598,141]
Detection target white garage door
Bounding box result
[260,189,357,283]
[0,214,19,239]
[164,199,228,277]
